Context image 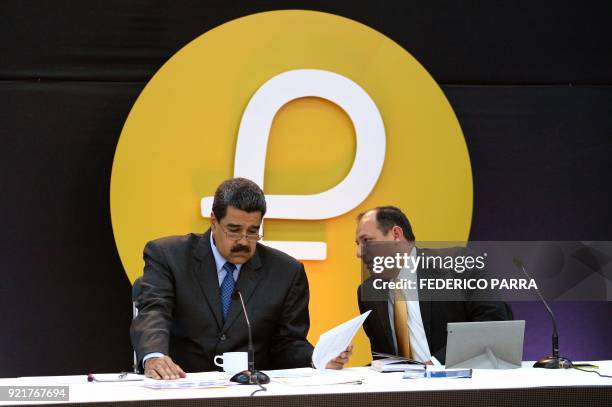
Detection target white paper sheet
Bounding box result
[312,310,371,370]
[263,368,319,378]
[142,379,238,389]
[273,371,364,386]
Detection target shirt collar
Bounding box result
[210,232,242,272]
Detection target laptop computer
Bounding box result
[445,320,525,369]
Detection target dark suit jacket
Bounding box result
[130,230,314,372]
[357,248,512,364]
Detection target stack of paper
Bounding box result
[371,357,426,373]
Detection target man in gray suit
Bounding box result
[131,177,351,379]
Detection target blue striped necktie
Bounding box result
[220,262,237,320]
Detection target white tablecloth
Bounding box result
[1,361,611,405]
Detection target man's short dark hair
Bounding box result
[358,206,416,241]
[212,178,267,221]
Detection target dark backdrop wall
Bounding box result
[1,1,611,377]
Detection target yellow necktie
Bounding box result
[393,290,412,358]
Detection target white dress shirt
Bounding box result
[387,247,432,363]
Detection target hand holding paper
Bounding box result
[326,344,354,369]
[312,311,371,370]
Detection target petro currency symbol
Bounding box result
[201,69,385,260]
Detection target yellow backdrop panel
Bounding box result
[110,10,472,367]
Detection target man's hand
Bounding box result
[144,356,187,380]
[325,344,354,369]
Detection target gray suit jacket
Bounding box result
[130,230,314,372]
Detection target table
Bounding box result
[1,362,611,407]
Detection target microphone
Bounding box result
[512,257,572,369]
[229,290,270,385]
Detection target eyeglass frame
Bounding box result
[216,222,263,242]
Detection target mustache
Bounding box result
[231,244,251,254]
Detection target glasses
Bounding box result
[217,223,263,242]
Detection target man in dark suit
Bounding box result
[131,178,351,379]
[355,206,511,364]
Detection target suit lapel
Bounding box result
[416,250,433,346]
[365,279,395,353]
[221,249,263,333]
[376,299,396,353]
[192,230,224,330]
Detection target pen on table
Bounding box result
[87,372,144,382]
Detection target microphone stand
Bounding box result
[513,257,573,369]
[230,290,270,385]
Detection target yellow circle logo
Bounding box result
[110,10,472,365]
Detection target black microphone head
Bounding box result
[512,257,524,269]
[232,289,242,300]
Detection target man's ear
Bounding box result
[210,213,217,229]
[392,225,404,240]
